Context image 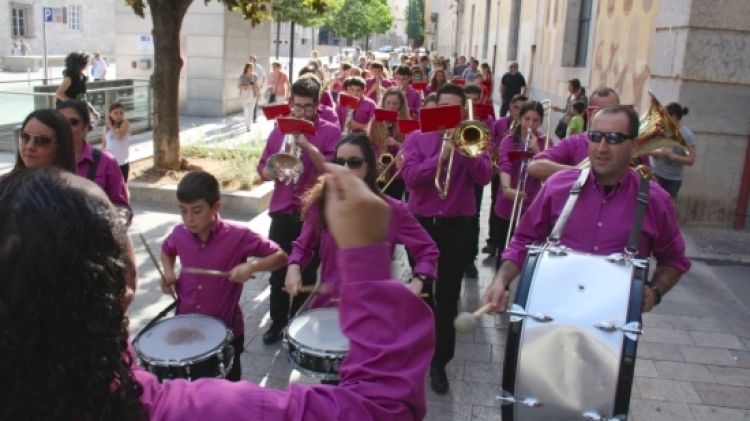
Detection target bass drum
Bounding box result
[501,244,645,420]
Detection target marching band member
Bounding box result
[0,165,434,420]
[364,62,393,103]
[286,134,438,307]
[484,105,690,316]
[427,69,448,94]
[400,84,493,394]
[257,78,341,344]
[493,101,547,263]
[392,65,422,119]
[483,94,527,255]
[336,76,376,134]
[160,171,287,380]
[297,72,339,128]
[370,88,411,200]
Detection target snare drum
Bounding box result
[283,308,349,381]
[501,243,646,421]
[134,314,234,381]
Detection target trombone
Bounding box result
[504,128,535,248]
[540,99,553,149]
[434,99,490,199]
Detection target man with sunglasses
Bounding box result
[257,77,341,344]
[483,105,690,316]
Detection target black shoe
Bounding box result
[262,322,286,344]
[430,366,449,394]
[465,262,479,278]
[482,244,497,255]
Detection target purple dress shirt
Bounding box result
[257,118,341,214]
[404,87,422,119]
[135,243,435,420]
[75,141,129,207]
[289,196,439,307]
[336,96,376,131]
[365,77,394,102]
[401,131,493,217]
[502,168,692,274]
[320,90,335,109]
[494,134,546,219]
[318,104,339,127]
[162,215,281,336]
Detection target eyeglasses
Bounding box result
[19,132,55,147]
[291,103,316,112]
[67,118,82,126]
[332,157,365,169]
[588,131,633,145]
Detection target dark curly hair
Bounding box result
[0,168,144,420]
[13,108,76,173]
[63,51,89,78]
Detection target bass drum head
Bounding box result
[286,308,349,353]
[135,314,230,364]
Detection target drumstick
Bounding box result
[282,285,317,294]
[137,231,176,300]
[454,303,494,333]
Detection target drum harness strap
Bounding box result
[548,168,650,258]
[132,300,178,345]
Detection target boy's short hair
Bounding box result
[437,83,467,106]
[463,84,482,96]
[370,62,384,71]
[572,101,587,114]
[177,171,220,207]
[343,76,366,90]
[393,65,412,77]
[510,93,528,104]
[291,77,321,103]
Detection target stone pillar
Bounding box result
[649,0,750,226]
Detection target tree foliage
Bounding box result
[326,0,393,41]
[270,0,341,27]
[405,0,424,47]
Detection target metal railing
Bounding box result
[0,79,152,151]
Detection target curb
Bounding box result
[128,180,274,218]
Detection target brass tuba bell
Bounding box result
[634,91,690,157]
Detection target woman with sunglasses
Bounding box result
[12,109,76,174]
[494,101,547,260]
[285,134,438,307]
[57,100,129,208]
[370,88,411,200]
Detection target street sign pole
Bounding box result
[42,7,52,85]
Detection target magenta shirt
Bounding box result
[257,118,341,214]
[320,90,335,109]
[494,134,546,219]
[162,215,280,336]
[336,96,376,130]
[493,116,512,149]
[289,197,439,307]
[404,87,422,119]
[401,131,493,217]
[317,104,339,127]
[75,141,129,207]
[135,243,435,420]
[502,168,692,274]
[365,77,394,101]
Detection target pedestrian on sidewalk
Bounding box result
[238,62,259,131]
[102,103,131,182]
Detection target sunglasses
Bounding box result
[332,157,365,169]
[19,132,55,147]
[67,118,82,126]
[588,131,633,145]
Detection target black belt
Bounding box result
[417,215,472,226]
[270,211,303,222]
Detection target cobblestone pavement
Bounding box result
[127,185,750,420]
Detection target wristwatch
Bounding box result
[645,281,662,305]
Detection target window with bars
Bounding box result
[68,5,81,31]
[11,5,31,37]
[574,0,593,67]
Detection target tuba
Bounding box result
[267,117,315,185]
[435,99,490,199]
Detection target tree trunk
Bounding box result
[365,34,370,51]
[289,21,296,80]
[275,21,281,59]
[148,0,193,169]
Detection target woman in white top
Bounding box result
[238,62,259,131]
[102,102,131,182]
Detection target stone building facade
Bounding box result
[433,0,750,227]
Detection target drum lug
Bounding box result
[508,304,554,323]
[606,252,648,269]
[496,390,542,407]
[546,244,569,256]
[594,320,643,341]
[583,410,626,420]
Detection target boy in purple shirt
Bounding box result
[336,77,376,133]
[392,65,422,119]
[160,171,288,380]
[364,61,394,103]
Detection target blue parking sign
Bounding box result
[43,7,53,22]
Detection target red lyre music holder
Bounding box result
[262,104,291,120]
[450,78,466,87]
[338,93,359,109]
[397,119,420,135]
[374,108,399,123]
[277,117,316,135]
[507,150,536,162]
[473,103,495,121]
[411,81,428,92]
[419,105,462,133]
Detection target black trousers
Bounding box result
[226,334,244,381]
[384,178,406,201]
[268,213,319,326]
[469,184,483,262]
[487,174,501,246]
[494,217,512,270]
[417,216,473,369]
[500,100,511,119]
[119,162,130,183]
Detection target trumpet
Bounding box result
[267,133,304,185]
[435,99,490,199]
[504,128,534,248]
[343,108,354,135]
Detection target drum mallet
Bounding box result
[454,303,494,333]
